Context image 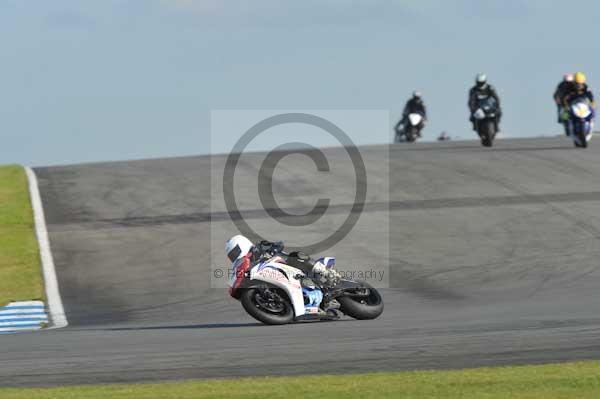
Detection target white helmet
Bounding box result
[476,73,487,85]
[225,235,254,262]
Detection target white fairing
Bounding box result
[473,109,486,120]
[408,113,423,126]
[586,121,594,142]
[572,102,592,119]
[249,257,306,317]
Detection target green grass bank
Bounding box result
[2,361,600,399]
[0,165,43,306]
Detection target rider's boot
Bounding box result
[564,119,572,136]
[302,284,325,316]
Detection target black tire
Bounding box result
[405,127,417,143]
[479,120,495,147]
[576,128,588,148]
[337,281,384,320]
[564,123,571,137]
[240,286,294,325]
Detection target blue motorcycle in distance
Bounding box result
[566,96,595,148]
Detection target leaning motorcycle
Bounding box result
[229,248,384,325]
[472,96,498,147]
[394,113,424,143]
[566,97,595,148]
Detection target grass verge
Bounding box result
[0,165,43,306]
[2,361,600,398]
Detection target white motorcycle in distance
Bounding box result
[472,96,499,147]
[229,244,384,325]
[566,97,595,148]
[394,113,425,143]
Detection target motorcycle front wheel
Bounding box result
[240,286,294,325]
[405,127,418,143]
[479,120,495,147]
[575,127,588,148]
[337,281,384,320]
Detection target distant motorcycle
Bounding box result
[394,112,425,143]
[566,97,594,148]
[472,96,498,147]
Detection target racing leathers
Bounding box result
[562,84,596,110]
[403,98,427,120]
[554,80,575,123]
[468,83,502,130]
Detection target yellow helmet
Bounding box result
[574,72,587,84]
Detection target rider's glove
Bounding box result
[257,240,284,257]
[326,269,341,285]
[312,262,340,286]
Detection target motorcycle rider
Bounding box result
[554,73,574,124]
[403,91,427,120]
[225,235,340,299]
[468,73,502,131]
[562,72,596,111]
[399,91,427,136]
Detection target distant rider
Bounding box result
[225,235,340,299]
[554,73,574,124]
[401,91,427,135]
[562,72,596,111]
[403,91,427,120]
[468,73,502,131]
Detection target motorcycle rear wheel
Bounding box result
[337,281,384,320]
[241,287,294,325]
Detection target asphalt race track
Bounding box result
[3,137,600,387]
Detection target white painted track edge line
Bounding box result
[0,310,48,315]
[25,166,68,329]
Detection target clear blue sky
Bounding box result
[1,0,597,166]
